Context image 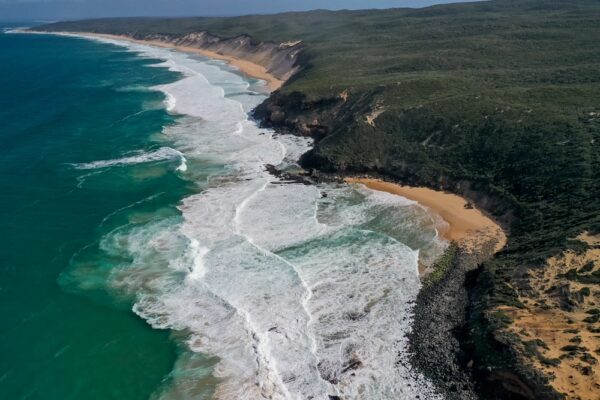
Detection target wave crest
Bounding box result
[72,147,187,171]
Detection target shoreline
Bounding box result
[14,23,570,400]
[46,29,508,257]
[35,31,285,92]
[23,28,505,398]
[346,177,508,400]
[80,31,507,258]
[346,177,507,255]
[343,175,509,400]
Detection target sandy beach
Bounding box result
[347,177,507,253]
[67,32,285,91]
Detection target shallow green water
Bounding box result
[0,27,186,400]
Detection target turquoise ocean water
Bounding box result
[1,26,448,400]
[0,25,188,399]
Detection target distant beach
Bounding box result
[52,32,285,91]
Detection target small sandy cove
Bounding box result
[347,177,507,253]
[69,32,284,91]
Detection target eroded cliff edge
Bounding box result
[130,31,303,82]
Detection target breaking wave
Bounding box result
[72,147,187,172]
[65,35,447,399]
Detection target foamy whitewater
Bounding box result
[68,35,448,399]
[73,147,188,172]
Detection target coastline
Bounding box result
[346,176,507,400]
[26,28,510,399]
[16,10,591,400]
[45,32,285,92]
[43,29,509,259]
[75,30,501,397]
[346,177,507,256]
[28,31,448,397]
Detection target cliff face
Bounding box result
[255,90,515,229]
[129,31,303,82]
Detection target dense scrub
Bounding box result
[40,1,600,398]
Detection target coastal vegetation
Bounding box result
[39,0,600,398]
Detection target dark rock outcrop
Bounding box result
[408,241,497,400]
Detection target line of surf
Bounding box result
[49,31,446,400]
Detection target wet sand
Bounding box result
[346,177,507,253]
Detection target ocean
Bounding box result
[0,25,447,399]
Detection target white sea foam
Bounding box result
[66,34,446,399]
[3,27,29,34]
[72,147,187,171]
